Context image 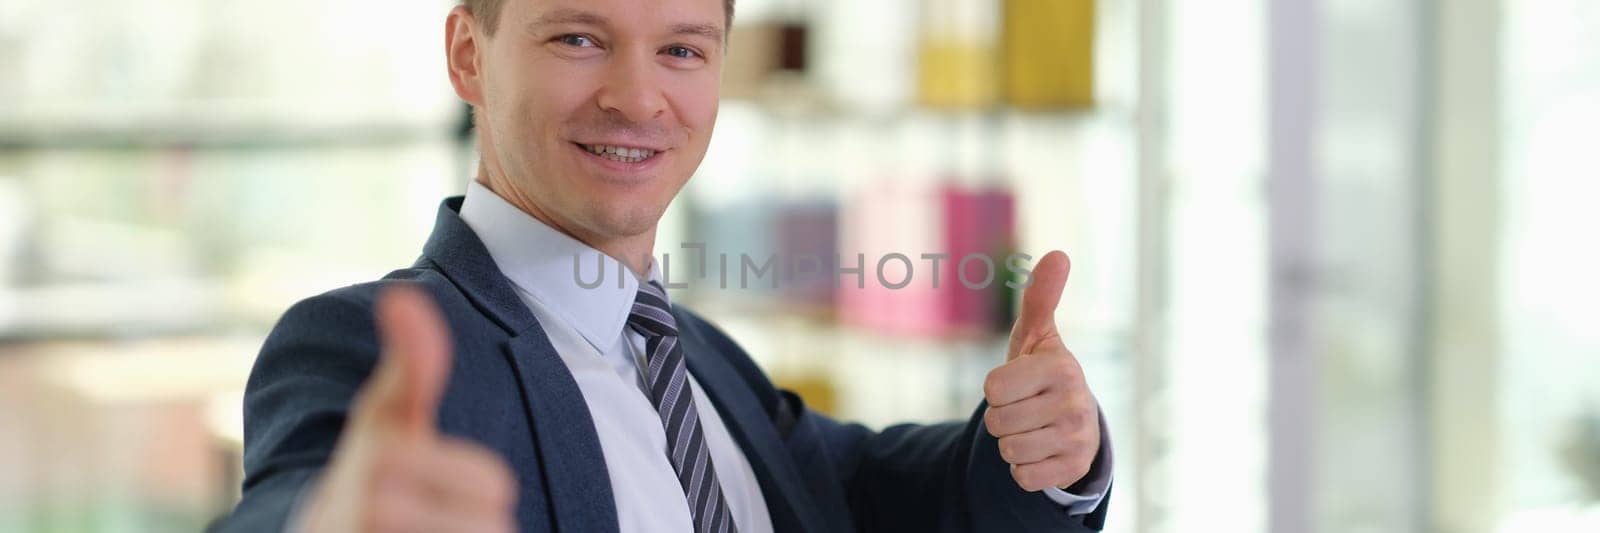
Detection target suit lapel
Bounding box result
[504,329,619,533]
[419,197,618,533]
[673,308,826,533]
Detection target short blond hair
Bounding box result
[463,0,735,36]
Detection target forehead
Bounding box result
[506,0,725,31]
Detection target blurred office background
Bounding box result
[0,0,1596,531]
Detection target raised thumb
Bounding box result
[358,284,453,437]
[1007,250,1070,360]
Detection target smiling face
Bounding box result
[446,0,724,253]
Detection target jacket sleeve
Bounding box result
[211,289,384,532]
[675,309,1110,533]
[804,399,1111,533]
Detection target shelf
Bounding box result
[0,280,236,341]
[0,125,461,150]
[0,100,464,149]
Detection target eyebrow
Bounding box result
[526,8,609,32]
[526,8,725,43]
[670,23,725,43]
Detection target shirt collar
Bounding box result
[459,179,662,349]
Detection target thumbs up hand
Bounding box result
[983,251,1102,492]
[296,286,518,533]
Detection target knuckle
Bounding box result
[1051,354,1080,379]
[1053,394,1076,419]
[1015,466,1043,491]
[993,409,1024,436]
[1011,467,1031,490]
[1050,425,1076,449]
[1057,405,1083,429]
[1065,458,1091,487]
[983,371,1006,401]
[1079,434,1103,457]
[984,407,1004,433]
[998,437,1021,464]
[1074,404,1098,428]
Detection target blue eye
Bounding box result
[664,46,700,59]
[558,34,596,47]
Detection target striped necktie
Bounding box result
[627,280,739,533]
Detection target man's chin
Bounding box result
[580,206,667,242]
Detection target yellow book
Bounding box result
[919,41,999,109]
[917,0,1000,109]
[1003,0,1095,109]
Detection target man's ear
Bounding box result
[445,6,486,107]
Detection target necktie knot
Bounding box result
[628,280,678,338]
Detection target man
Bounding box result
[217,0,1111,531]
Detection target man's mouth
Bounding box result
[576,143,659,164]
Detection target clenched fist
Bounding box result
[294,286,518,533]
[984,251,1101,492]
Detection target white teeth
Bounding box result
[583,144,657,163]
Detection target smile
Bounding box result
[577,143,659,164]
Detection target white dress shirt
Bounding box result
[461,181,775,533]
[458,180,1108,530]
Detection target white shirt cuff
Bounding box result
[1040,404,1113,515]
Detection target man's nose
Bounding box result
[596,53,668,124]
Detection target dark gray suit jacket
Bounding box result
[215,197,1111,532]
